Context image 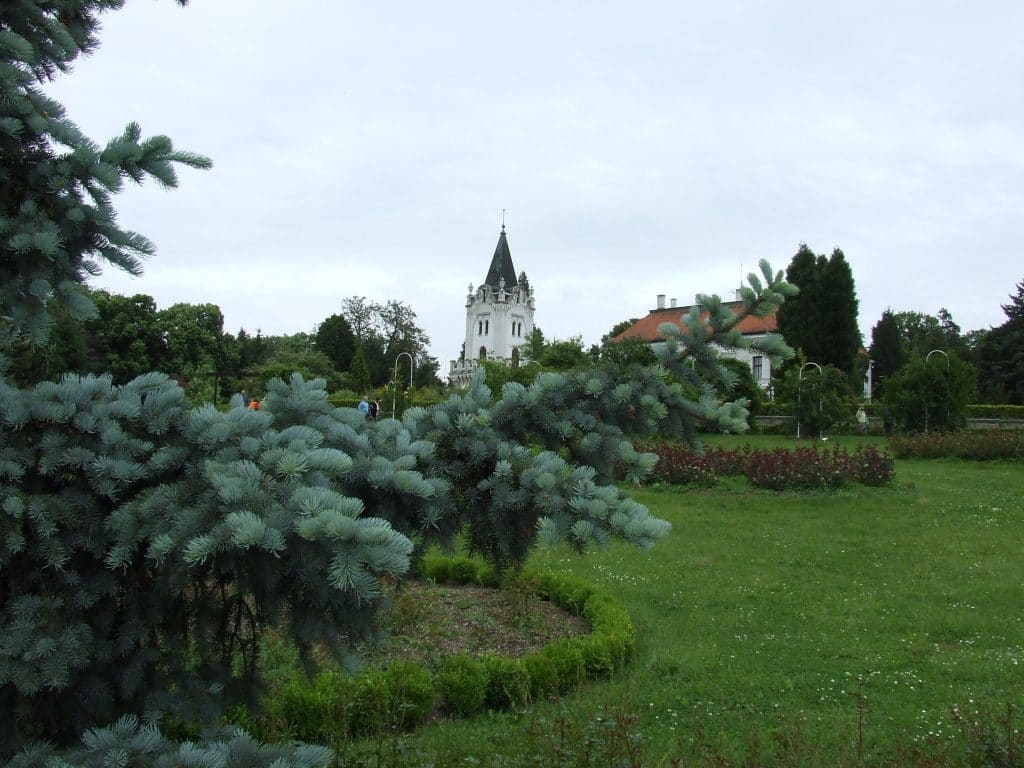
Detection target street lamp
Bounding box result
[924,349,950,432]
[797,362,822,439]
[392,352,414,419]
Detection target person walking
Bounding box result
[856,404,868,435]
[358,398,369,418]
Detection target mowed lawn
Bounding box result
[371,436,1024,764]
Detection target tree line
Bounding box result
[6,290,442,402]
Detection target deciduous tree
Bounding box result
[86,290,166,382]
[314,313,356,372]
[883,353,976,431]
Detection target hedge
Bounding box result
[252,556,637,742]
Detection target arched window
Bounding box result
[485,320,489,335]
[511,347,520,368]
[478,320,483,336]
[479,346,487,360]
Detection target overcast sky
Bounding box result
[50,1,1024,371]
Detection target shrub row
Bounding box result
[891,430,1024,460]
[419,552,501,586]
[964,403,1024,420]
[632,441,895,489]
[250,557,636,744]
[254,660,435,745]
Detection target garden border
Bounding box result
[251,554,637,744]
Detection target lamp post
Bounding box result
[392,352,414,419]
[797,362,822,439]
[924,349,950,432]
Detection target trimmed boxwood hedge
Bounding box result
[965,404,1024,420]
[254,555,637,742]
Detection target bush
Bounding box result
[420,553,499,586]
[966,404,1024,420]
[628,441,894,490]
[250,560,638,735]
[383,661,435,730]
[883,353,975,432]
[348,670,393,737]
[437,655,488,716]
[743,445,894,490]
[521,654,560,702]
[891,430,1024,460]
[481,655,530,711]
[582,593,637,669]
[541,641,586,694]
[637,440,719,485]
[262,671,350,745]
[256,662,434,742]
[772,363,857,436]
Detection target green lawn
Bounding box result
[345,436,1024,765]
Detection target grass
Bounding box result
[333,435,1024,765]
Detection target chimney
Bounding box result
[656,294,666,309]
[670,298,677,308]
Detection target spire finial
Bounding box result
[501,208,506,233]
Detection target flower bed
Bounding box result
[631,441,895,489]
[891,430,1024,460]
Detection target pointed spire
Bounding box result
[483,226,518,290]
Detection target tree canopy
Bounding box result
[337,296,440,387]
[776,244,861,376]
[977,278,1024,404]
[868,309,903,398]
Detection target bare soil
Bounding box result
[362,581,590,668]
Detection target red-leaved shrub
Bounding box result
[630,441,894,490]
[891,430,1024,461]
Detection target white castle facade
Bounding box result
[448,226,535,387]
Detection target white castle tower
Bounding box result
[448,225,535,387]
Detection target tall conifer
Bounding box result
[869,309,904,397]
[776,243,861,376]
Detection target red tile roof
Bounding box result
[613,302,777,344]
